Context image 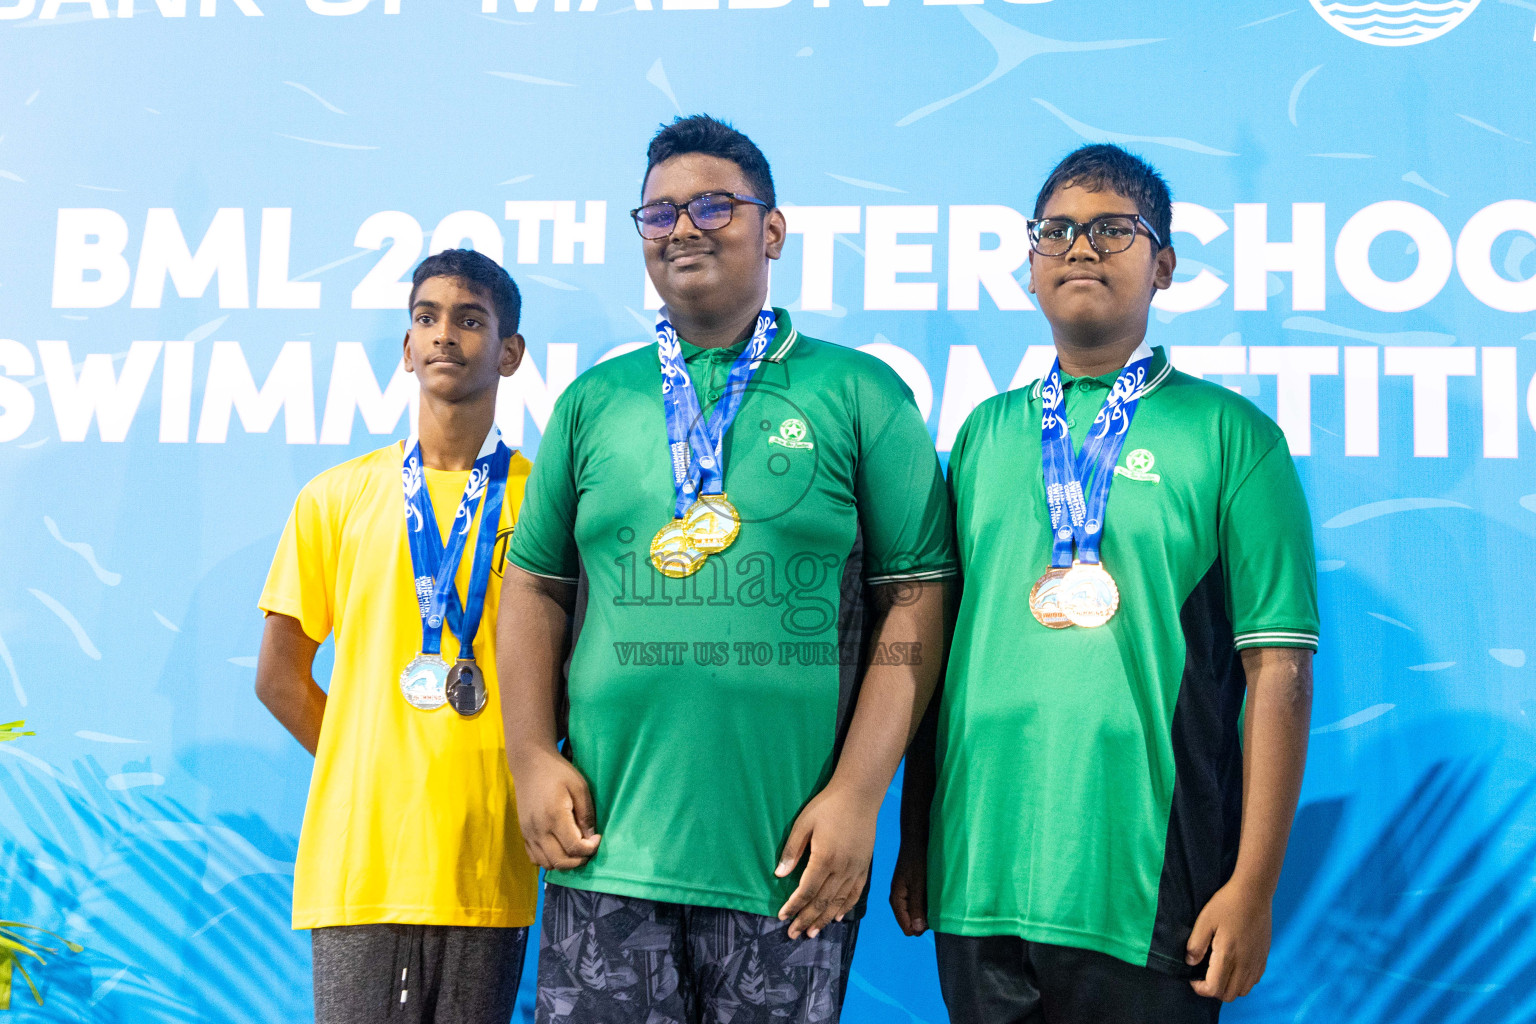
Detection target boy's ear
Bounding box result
[763,208,788,261]
[499,333,526,378]
[1152,245,1177,292]
[402,331,416,373]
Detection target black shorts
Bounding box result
[935,932,1221,1024]
[311,923,528,1024]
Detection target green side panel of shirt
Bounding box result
[929,348,1318,967]
[509,310,957,916]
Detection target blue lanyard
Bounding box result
[1040,346,1154,568]
[655,307,776,518]
[401,428,511,660]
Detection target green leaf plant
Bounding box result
[0,923,85,1010]
[0,723,81,1010]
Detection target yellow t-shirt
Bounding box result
[259,441,538,929]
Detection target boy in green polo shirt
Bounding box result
[497,115,956,1024]
[890,144,1318,1023]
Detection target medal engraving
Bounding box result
[650,519,706,578]
[1028,567,1074,629]
[446,659,487,717]
[400,654,450,710]
[683,493,740,554]
[1061,562,1120,628]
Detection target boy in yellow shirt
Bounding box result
[256,248,539,1023]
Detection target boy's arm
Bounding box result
[889,695,938,935]
[1187,646,1313,1001]
[255,612,326,756]
[891,564,961,936]
[496,564,599,870]
[775,578,947,940]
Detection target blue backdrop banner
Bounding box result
[3,2,1535,1021]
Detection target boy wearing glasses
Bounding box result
[891,144,1318,1022]
[498,114,955,1024]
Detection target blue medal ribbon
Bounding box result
[1040,344,1154,568]
[655,306,776,517]
[401,427,511,661]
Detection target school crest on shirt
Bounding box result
[1114,448,1161,483]
[768,418,814,450]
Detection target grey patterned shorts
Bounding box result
[536,883,860,1024]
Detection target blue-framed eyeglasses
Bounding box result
[630,191,770,240]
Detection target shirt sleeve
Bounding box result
[507,387,581,583]
[258,478,338,643]
[944,404,977,578]
[855,366,959,585]
[1221,435,1320,651]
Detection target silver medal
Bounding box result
[400,654,450,710]
[446,659,487,717]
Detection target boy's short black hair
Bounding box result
[644,114,776,209]
[1034,144,1173,250]
[408,248,522,338]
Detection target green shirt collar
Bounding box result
[673,308,800,363]
[1031,344,1171,399]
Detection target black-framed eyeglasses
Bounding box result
[1026,214,1164,257]
[630,191,770,240]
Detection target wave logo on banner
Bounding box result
[1310,0,1482,46]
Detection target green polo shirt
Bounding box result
[930,344,1318,973]
[510,309,957,916]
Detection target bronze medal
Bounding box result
[1028,567,1074,629]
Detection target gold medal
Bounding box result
[683,493,741,554]
[1061,561,1120,628]
[1028,567,1074,629]
[650,518,706,578]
